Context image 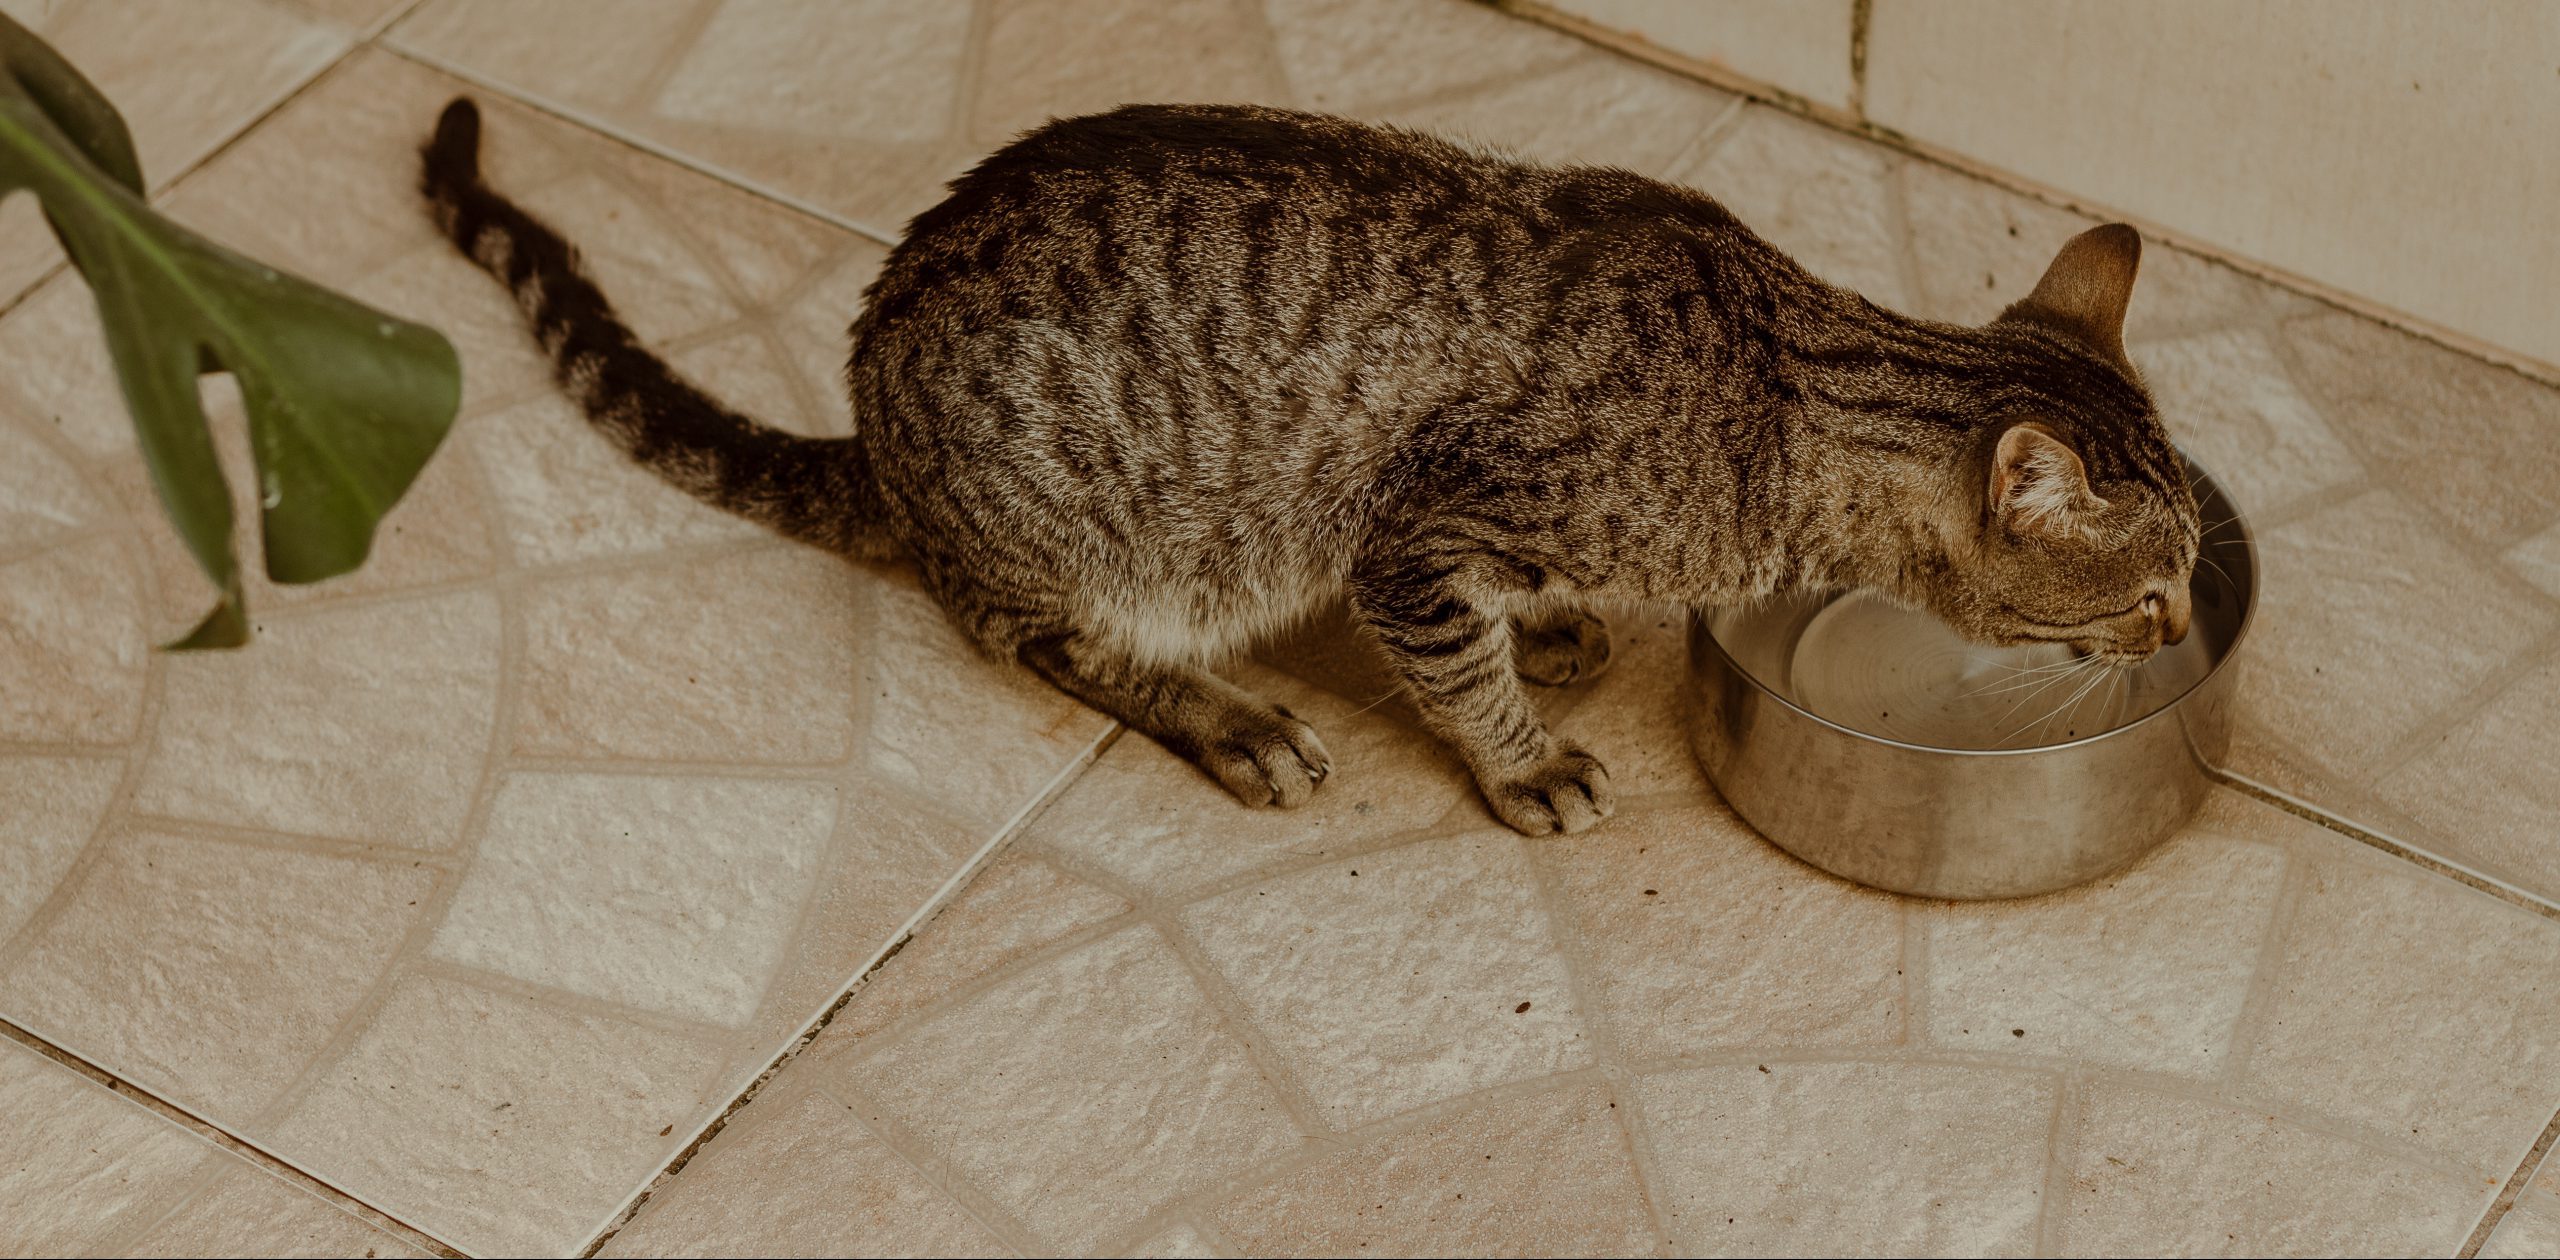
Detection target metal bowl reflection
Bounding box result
[1687,457,2255,900]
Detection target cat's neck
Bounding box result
[1755,296,1990,601]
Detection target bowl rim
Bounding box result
[1692,453,2257,759]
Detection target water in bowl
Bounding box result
[1720,591,2219,750]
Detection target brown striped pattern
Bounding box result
[423,99,2196,836]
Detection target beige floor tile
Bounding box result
[0,829,433,1117]
[2057,1083,2481,1257]
[2508,519,2560,601]
[667,329,841,442]
[1378,49,1733,181]
[1551,0,1857,110]
[840,925,1302,1252]
[1899,158,2282,340]
[1032,663,1471,898]
[509,173,741,340]
[1677,106,1911,310]
[0,414,105,553]
[97,389,500,642]
[0,278,137,459]
[2379,655,2560,897]
[339,242,562,417]
[0,1039,215,1256]
[0,197,64,312]
[1549,608,1710,799]
[771,246,892,431]
[391,0,962,235]
[2281,309,2560,549]
[609,159,853,314]
[969,0,1282,148]
[0,0,360,311]
[0,536,147,744]
[133,590,501,848]
[1633,1060,2054,1256]
[389,0,707,111]
[2136,328,2366,520]
[2238,838,2560,1176]
[431,771,841,1026]
[513,547,861,763]
[1208,1080,1660,1257]
[2231,489,2553,783]
[1125,1223,1222,1257]
[1265,0,1579,115]
[0,0,363,306]
[155,53,579,296]
[1919,834,2287,1076]
[470,393,764,569]
[1179,831,1593,1130]
[659,0,969,146]
[743,786,994,1044]
[272,972,718,1258]
[828,851,1130,1044]
[860,578,1115,835]
[10,1,346,187]
[124,1161,434,1259]
[0,754,119,942]
[599,1088,1006,1259]
[1531,799,1903,1060]
[290,0,412,31]
[2483,1183,2560,1260]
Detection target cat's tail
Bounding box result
[419,97,892,559]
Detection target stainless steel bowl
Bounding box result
[1687,459,2255,900]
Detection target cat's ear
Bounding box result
[2000,223,2140,368]
[1991,423,2105,533]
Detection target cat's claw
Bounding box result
[1514,610,1614,686]
[1201,709,1333,809]
[1484,743,1615,836]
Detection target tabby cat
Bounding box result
[420,97,2198,837]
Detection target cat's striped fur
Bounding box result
[422,97,2197,836]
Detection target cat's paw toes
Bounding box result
[1514,610,1613,686]
[1200,708,1333,808]
[1482,743,1615,836]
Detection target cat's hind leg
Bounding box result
[1016,627,1333,808]
[1511,604,1613,686]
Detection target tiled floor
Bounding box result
[3,1,2557,1256]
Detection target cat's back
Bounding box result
[851,104,1762,393]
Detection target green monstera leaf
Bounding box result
[0,15,458,648]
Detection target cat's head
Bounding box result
[1922,225,2202,665]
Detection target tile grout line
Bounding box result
[1511,823,1684,1252]
[2462,1109,2560,1258]
[1482,0,2560,391]
[571,720,1127,1258]
[2213,842,2307,1090]
[0,1017,468,1258]
[0,0,389,326]
[2029,1070,2081,1255]
[2210,767,2560,923]
[813,1079,1054,1256]
[2364,626,2560,782]
[1091,1066,1631,1256]
[244,426,527,1135]
[1846,0,1873,120]
[375,42,907,251]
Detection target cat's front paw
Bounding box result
[1481,742,1615,836]
[1200,707,1334,809]
[1513,609,1613,686]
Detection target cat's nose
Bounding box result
[2152,589,2190,646]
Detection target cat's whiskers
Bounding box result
[1988,653,2106,732]
[1962,654,2102,698]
